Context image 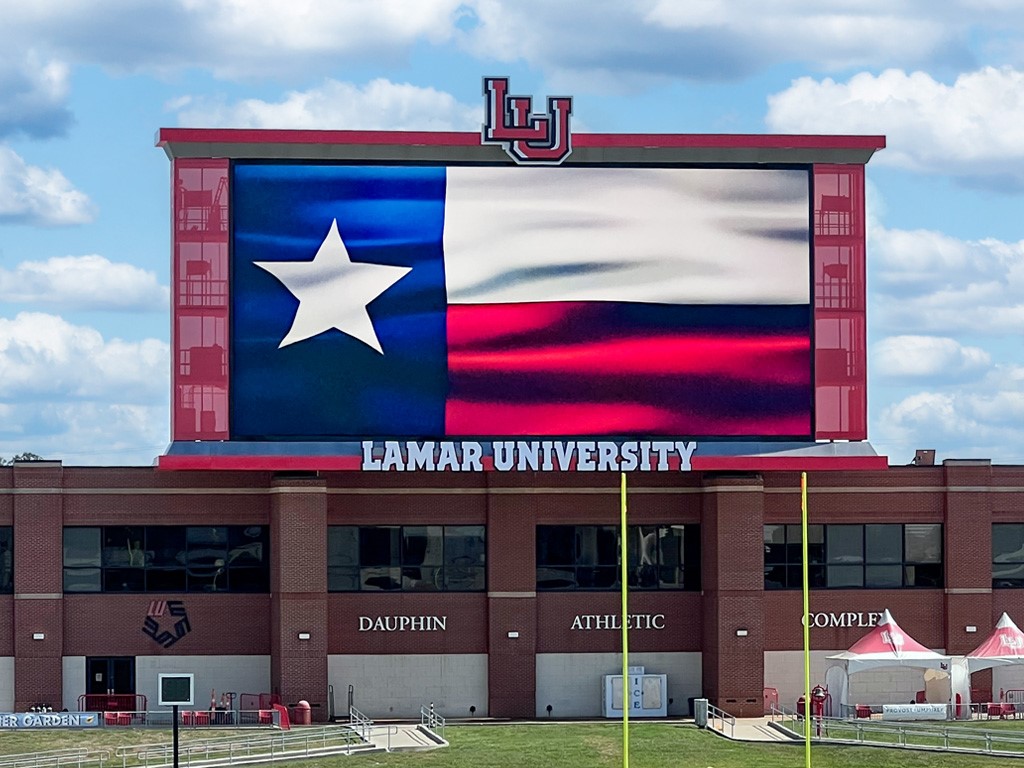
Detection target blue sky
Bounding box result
[1,1,1023,466]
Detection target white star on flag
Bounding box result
[254,219,411,353]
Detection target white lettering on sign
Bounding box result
[358,615,447,632]
[570,614,666,630]
[0,712,97,729]
[802,612,884,629]
[361,440,697,472]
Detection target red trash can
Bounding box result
[291,700,312,726]
[796,696,805,716]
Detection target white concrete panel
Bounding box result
[766,650,942,711]
[0,658,13,711]
[535,652,701,718]
[991,665,1024,697]
[327,654,487,719]
[765,650,845,712]
[62,657,85,711]
[135,656,271,712]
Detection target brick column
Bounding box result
[486,487,537,718]
[942,460,994,698]
[12,461,64,710]
[269,476,328,720]
[701,473,765,717]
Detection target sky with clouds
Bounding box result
[1,1,1023,466]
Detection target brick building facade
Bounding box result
[1,459,1022,720]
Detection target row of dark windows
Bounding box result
[764,524,943,589]
[0,527,10,594]
[327,525,486,592]
[537,525,700,591]
[0,521,1018,594]
[63,526,269,593]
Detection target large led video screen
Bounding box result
[230,163,812,440]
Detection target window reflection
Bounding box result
[62,526,269,593]
[993,524,1024,588]
[764,523,943,590]
[327,525,486,592]
[0,527,11,593]
[536,525,700,591]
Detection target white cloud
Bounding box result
[2,1,1006,91]
[0,53,72,138]
[0,146,95,226]
[872,336,990,381]
[462,1,975,90]
[0,255,168,310]
[869,225,1024,335]
[0,312,170,465]
[766,67,1024,189]
[872,370,1024,463]
[177,78,480,131]
[0,401,168,466]
[0,312,167,402]
[0,1,465,80]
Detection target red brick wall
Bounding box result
[701,474,765,716]
[270,477,328,719]
[485,478,538,718]
[536,592,701,653]
[64,595,270,655]
[2,461,1024,717]
[12,462,64,710]
[327,593,486,654]
[943,462,994,655]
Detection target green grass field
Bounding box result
[3,722,1024,768]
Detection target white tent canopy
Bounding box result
[825,608,953,714]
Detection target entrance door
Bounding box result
[86,656,135,696]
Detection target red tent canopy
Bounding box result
[966,612,1024,672]
[828,608,949,672]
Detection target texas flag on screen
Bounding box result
[230,163,812,440]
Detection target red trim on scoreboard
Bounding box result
[157,127,885,152]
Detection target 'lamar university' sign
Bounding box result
[362,440,698,472]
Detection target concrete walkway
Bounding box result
[366,723,447,752]
[707,716,797,742]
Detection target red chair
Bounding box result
[258,709,273,725]
[1002,703,1016,719]
[855,704,871,719]
[193,711,210,726]
[988,703,1003,719]
[182,711,195,725]
[104,712,119,726]
[116,712,132,726]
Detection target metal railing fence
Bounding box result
[770,703,1024,756]
[706,703,736,738]
[420,705,445,739]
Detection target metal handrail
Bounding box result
[0,748,109,768]
[769,702,1024,756]
[706,703,736,738]
[348,705,373,741]
[420,705,446,739]
[114,725,366,767]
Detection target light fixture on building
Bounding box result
[507,631,519,638]
[32,633,44,641]
[965,626,978,633]
[297,632,311,640]
[735,629,749,637]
